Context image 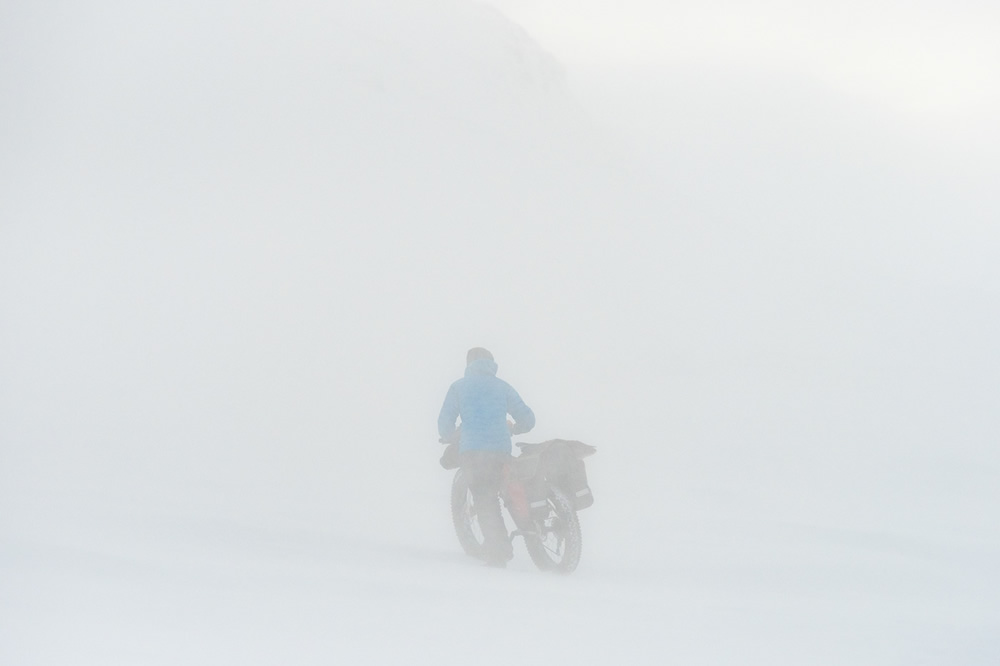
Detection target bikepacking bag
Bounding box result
[439,442,461,470]
[537,439,596,511]
[563,455,594,510]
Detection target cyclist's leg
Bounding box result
[464,452,512,563]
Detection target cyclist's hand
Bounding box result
[507,420,516,434]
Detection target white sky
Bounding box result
[488,0,1000,125]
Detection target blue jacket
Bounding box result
[438,358,535,453]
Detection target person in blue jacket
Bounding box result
[438,347,535,566]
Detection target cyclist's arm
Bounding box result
[506,386,535,435]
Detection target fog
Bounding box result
[1,1,998,664]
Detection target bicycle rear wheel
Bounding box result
[523,484,582,573]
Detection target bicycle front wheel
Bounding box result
[451,468,486,559]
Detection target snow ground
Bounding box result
[3,473,998,666]
[4,403,999,666]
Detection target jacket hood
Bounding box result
[465,358,498,377]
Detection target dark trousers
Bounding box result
[460,450,513,563]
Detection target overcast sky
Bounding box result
[488,0,1000,142]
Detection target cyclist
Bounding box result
[438,347,535,567]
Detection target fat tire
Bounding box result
[451,468,485,559]
[524,484,582,573]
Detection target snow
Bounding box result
[2,1,999,664]
[4,480,998,664]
